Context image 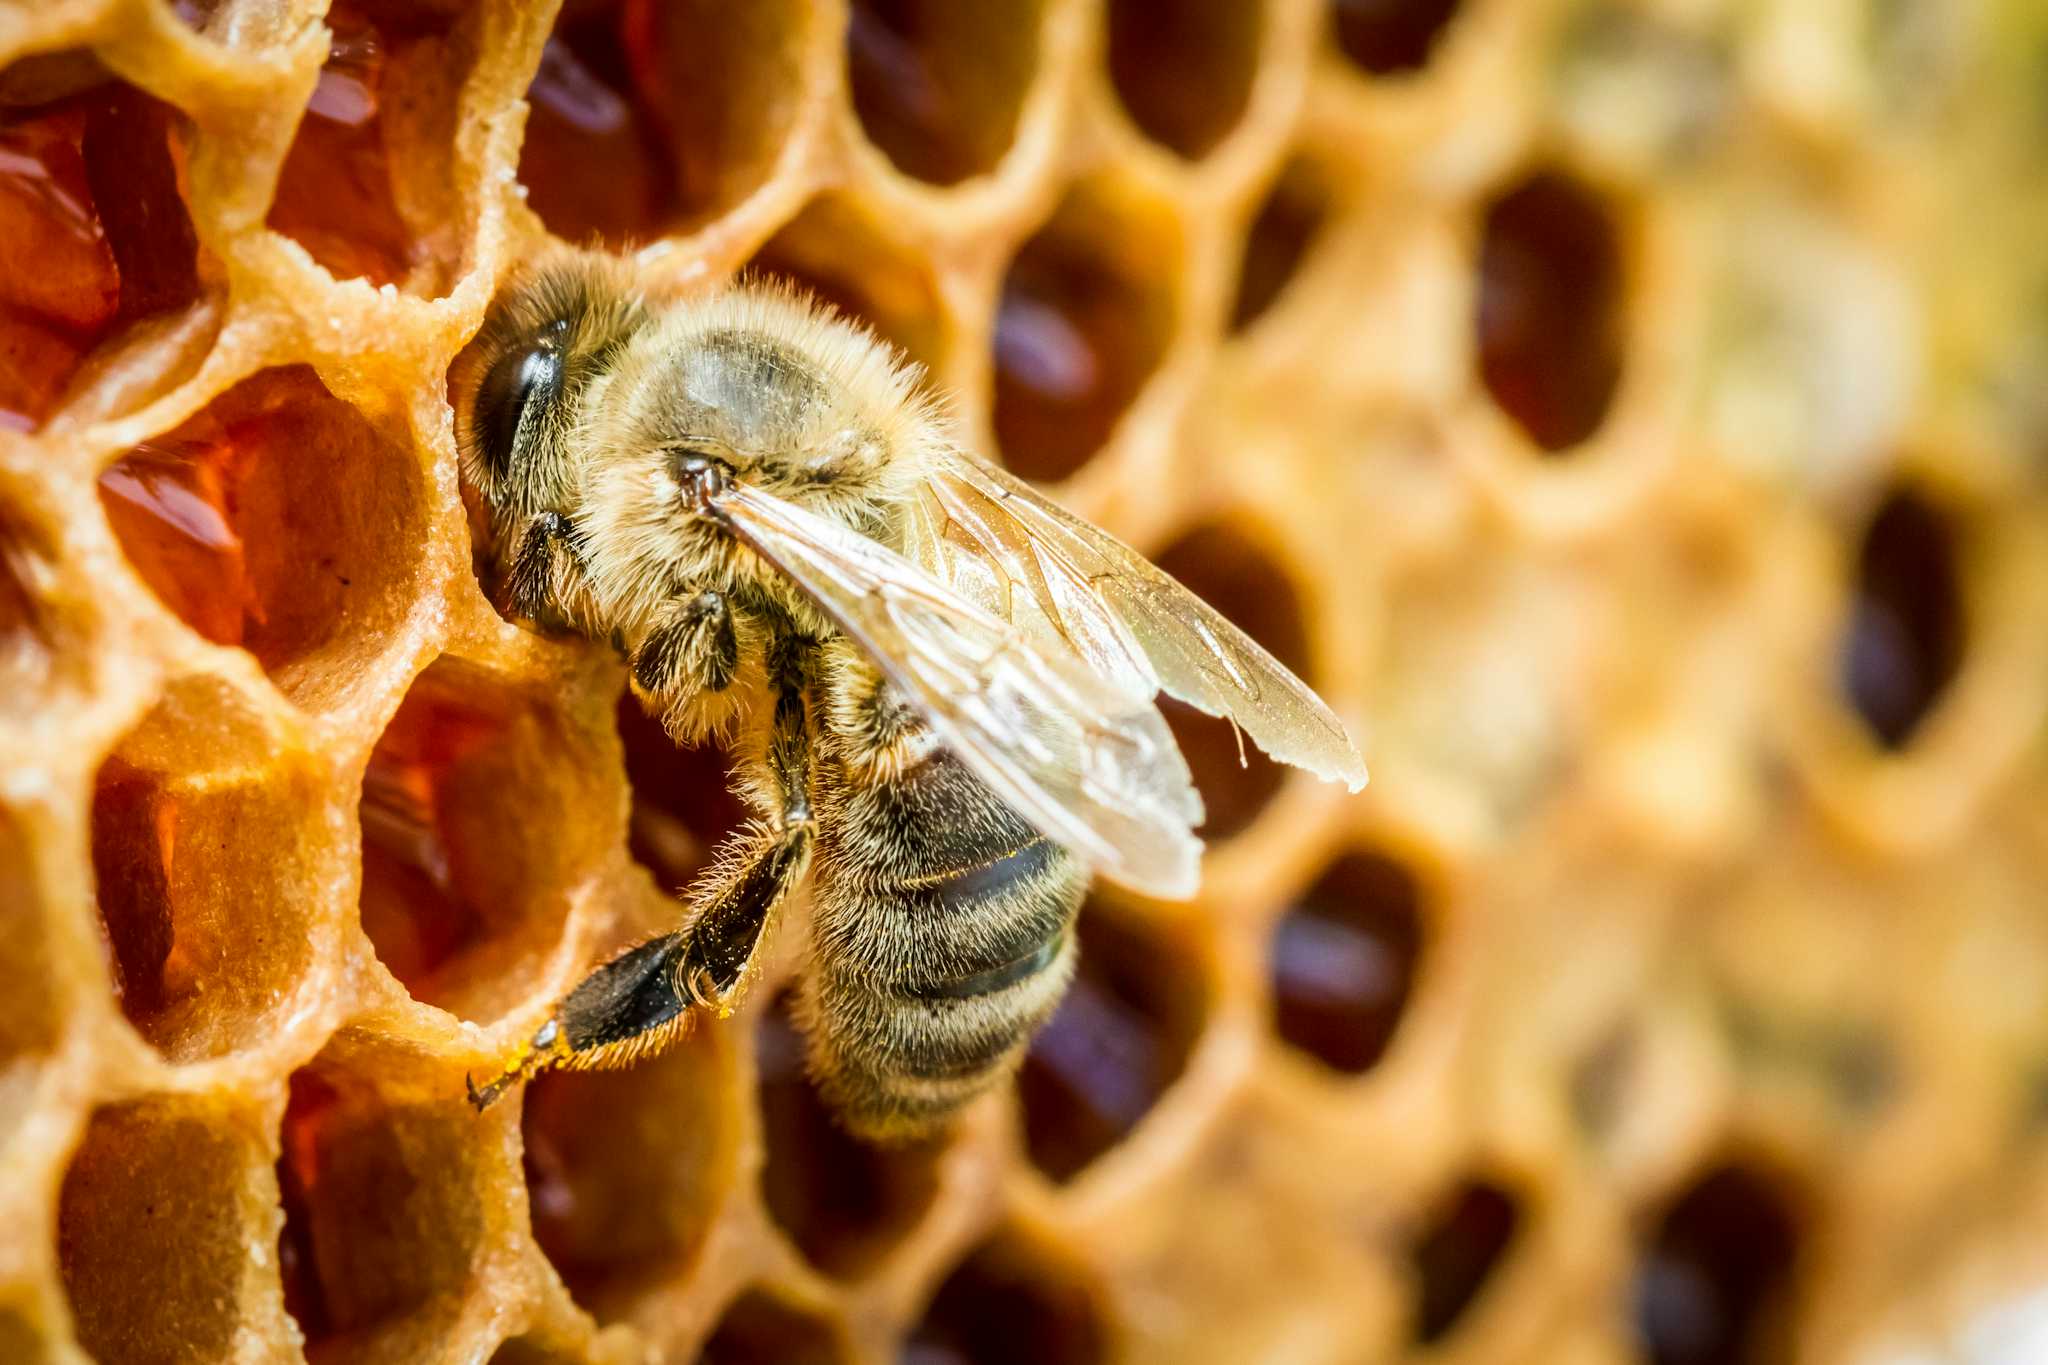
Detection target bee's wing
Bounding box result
[905,451,1368,791]
[716,481,1205,898]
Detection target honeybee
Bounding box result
[457,256,1365,1138]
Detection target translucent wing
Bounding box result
[715,481,1205,898]
[903,450,1369,791]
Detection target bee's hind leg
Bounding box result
[468,628,816,1111]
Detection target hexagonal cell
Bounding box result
[521,1019,734,1322]
[0,806,62,1152]
[617,691,747,894]
[847,0,1042,185]
[757,993,945,1279]
[266,0,472,291]
[748,194,949,377]
[1270,851,1423,1075]
[517,0,677,245]
[88,687,323,1064]
[58,1097,272,1365]
[699,1289,851,1365]
[1633,1163,1802,1365]
[0,68,202,429]
[1230,155,1333,333]
[359,658,610,1021]
[1107,0,1261,160]
[1838,485,1962,750]
[518,0,807,245]
[991,181,1179,482]
[96,365,427,709]
[903,1227,1108,1365]
[275,1037,490,1356]
[1017,900,1207,1182]
[1150,524,1308,840]
[1475,168,1626,453]
[1405,1178,1521,1343]
[1331,0,1464,76]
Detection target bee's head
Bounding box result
[452,260,650,526]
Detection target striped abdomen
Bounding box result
[805,745,1085,1138]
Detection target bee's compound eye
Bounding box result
[473,325,567,478]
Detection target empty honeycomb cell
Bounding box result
[88,707,323,1064]
[616,691,747,894]
[1838,485,1963,750]
[846,0,1042,185]
[522,1020,735,1320]
[1633,1163,1802,1365]
[96,365,426,708]
[1475,168,1626,453]
[1106,0,1261,160]
[748,195,949,377]
[0,73,201,429]
[517,0,678,245]
[991,181,1178,481]
[1270,851,1423,1075]
[1331,0,1464,76]
[1407,1178,1521,1344]
[267,1,468,290]
[274,1041,490,1355]
[57,1097,271,1365]
[359,658,609,1021]
[697,1289,851,1365]
[1149,524,1309,839]
[0,807,62,1152]
[1230,156,1332,333]
[902,1228,1107,1365]
[1017,901,1208,1182]
[756,994,945,1279]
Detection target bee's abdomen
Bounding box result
[807,748,1087,1138]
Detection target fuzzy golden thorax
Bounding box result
[566,282,945,641]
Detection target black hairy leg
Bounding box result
[468,626,818,1110]
[504,510,584,626]
[631,588,738,698]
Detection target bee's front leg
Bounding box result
[469,628,815,1110]
[504,510,585,628]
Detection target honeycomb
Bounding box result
[5,0,2048,1362]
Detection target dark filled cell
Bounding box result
[1634,1164,1801,1365]
[1838,486,1963,749]
[1017,905,1205,1180]
[1475,169,1625,452]
[1231,158,1331,332]
[522,1024,731,1320]
[1271,852,1422,1073]
[1332,0,1464,76]
[902,1232,1105,1365]
[757,995,944,1277]
[1106,0,1260,159]
[699,1290,849,1365]
[1410,1179,1520,1342]
[848,0,1040,184]
[992,188,1175,481]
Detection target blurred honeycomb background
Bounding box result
[4,0,2048,1361]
